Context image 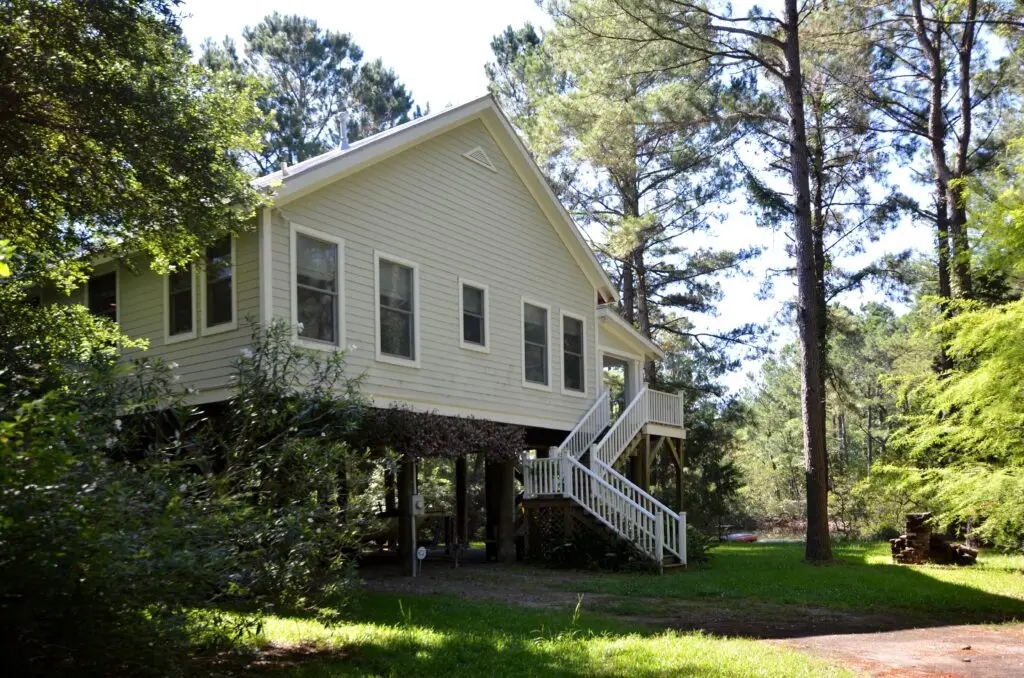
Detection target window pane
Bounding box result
[563,317,583,355]
[524,304,547,344]
[296,234,337,292]
[462,285,483,315]
[88,272,117,321]
[565,354,583,391]
[463,314,484,345]
[525,343,547,384]
[379,260,412,312]
[168,266,193,336]
[380,307,413,358]
[207,237,232,282]
[207,279,233,327]
[297,287,336,343]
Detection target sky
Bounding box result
[179,0,935,394]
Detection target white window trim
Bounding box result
[290,222,345,351]
[374,250,421,368]
[458,277,490,353]
[84,269,120,325]
[521,297,552,391]
[560,310,588,398]
[200,235,238,336]
[163,266,198,344]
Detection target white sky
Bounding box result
[179,0,935,394]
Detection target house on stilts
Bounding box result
[52,95,687,573]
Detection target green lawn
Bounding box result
[569,542,1024,620]
[248,592,850,677]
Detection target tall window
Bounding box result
[295,232,339,345]
[522,301,549,386]
[167,265,194,338]
[562,314,585,393]
[88,271,117,322]
[378,257,416,361]
[460,281,487,350]
[205,236,233,329]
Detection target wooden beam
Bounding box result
[455,456,468,546]
[397,459,416,576]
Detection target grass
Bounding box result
[247,592,851,677]
[568,542,1024,620]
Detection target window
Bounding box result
[87,271,117,322]
[562,313,586,394]
[522,300,549,388]
[166,265,195,341]
[203,236,235,332]
[459,279,488,351]
[292,228,341,346]
[376,254,418,365]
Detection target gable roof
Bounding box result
[253,95,618,303]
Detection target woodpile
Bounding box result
[889,512,978,566]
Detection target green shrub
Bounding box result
[0,321,366,676]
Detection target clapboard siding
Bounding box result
[271,119,598,430]
[108,231,260,392]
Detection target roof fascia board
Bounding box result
[597,306,665,359]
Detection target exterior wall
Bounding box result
[50,232,261,393]
[270,119,599,430]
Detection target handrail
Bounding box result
[592,386,649,466]
[557,390,611,459]
[595,459,679,519]
[561,454,662,561]
[594,458,686,563]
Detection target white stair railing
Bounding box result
[592,387,683,467]
[561,454,663,561]
[557,390,610,459]
[595,459,686,563]
[521,386,689,566]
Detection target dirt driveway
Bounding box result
[363,560,1024,677]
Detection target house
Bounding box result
[56,95,687,572]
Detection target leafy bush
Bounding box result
[0,321,366,676]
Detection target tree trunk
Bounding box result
[784,0,832,562]
[948,0,978,300]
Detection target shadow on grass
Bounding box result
[245,592,839,677]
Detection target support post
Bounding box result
[397,459,416,577]
[496,460,515,563]
[455,455,468,546]
[559,452,571,497]
[655,511,664,573]
[680,512,688,566]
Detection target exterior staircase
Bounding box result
[522,387,687,569]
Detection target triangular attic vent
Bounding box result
[463,146,497,172]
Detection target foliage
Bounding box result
[201,13,421,174]
[0,0,268,294]
[0,321,366,676]
[356,405,526,461]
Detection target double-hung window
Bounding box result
[292,226,342,347]
[165,265,196,342]
[203,236,235,332]
[376,253,418,365]
[562,313,586,394]
[87,271,118,322]
[459,279,488,351]
[522,300,549,388]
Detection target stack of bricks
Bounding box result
[889,512,978,566]
[890,512,932,564]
